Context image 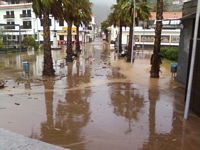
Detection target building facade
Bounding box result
[0,2,96,49]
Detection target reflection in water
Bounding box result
[40,50,92,150]
[0,48,66,78]
[0,40,200,150]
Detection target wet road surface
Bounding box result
[0,39,200,150]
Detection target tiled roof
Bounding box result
[150,12,182,20]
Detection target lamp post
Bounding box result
[131,0,136,64]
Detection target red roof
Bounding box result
[150,12,182,20]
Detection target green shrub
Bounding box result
[23,36,39,50]
[160,47,178,61]
[0,39,3,48]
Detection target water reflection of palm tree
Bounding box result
[54,61,91,149]
[40,57,91,149]
[109,67,144,133]
[147,79,159,148]
[143,79,183,149]
[40,79,56,143]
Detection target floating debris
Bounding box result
[0,80,5,89]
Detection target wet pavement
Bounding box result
[0,38,200,150]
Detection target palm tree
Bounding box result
[123,0,150,62]
[150,0,163,78]
[74,0,92,52]
[32,0,62,76]
[110,1,128,53]
[101,20,110,42]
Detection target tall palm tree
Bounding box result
[123,0,150,62]
[32,0,62,76]
[110,1,128,53]
[74,0,92,52]
[150,0,163,78]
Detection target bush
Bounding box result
[23,36,39,50]
[160,47,178,61]
[0,39,3,48]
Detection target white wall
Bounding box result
[0,3,96,44]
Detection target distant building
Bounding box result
[0,2,96,50]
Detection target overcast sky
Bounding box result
[90,0,116,25]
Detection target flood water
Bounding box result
[0,39,200,150]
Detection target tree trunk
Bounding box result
[75,25,81,52]
[150,0,163,78]
[119,21,123,53]
[66,20,73,62]
[127,14,134,62]
[42,11,55,76]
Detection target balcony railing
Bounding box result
[20,14,31,18]
[3,15,15,19]
[21,25,32,29]
[4,26,15,29]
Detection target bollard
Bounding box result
[22,61,30,74]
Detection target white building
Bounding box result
[0,2,96,49]
[109,26,181,50]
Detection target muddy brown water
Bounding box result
[0,39,200,150]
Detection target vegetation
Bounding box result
[101,20,110,42]
[61,0,92,62]
[23,36,39,50]
[160,47,178,61]
[103,0,150,61]
[32,0,62,76]
[0,29,3,48]
[73,0,92,52]
[150,0,163,78]
[0,39,3,49]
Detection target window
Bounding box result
[59,35,64,40]
[21,9,31,17]
[27,10,31,15]
[6,21,15,29]
[22,10,26,14]
[23,21,32,29]
[59,20,64,26]
[5,11,14,18]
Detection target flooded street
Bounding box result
[0,39,200,150]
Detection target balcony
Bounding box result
[21,25,32,29]
[4,26,15,29]
[20,14,31,18]
[3,15,15,19]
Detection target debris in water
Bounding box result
[0,80,5,89]
[14,103,20,106]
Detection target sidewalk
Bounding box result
[0,128,69,150]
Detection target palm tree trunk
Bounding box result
[150,0,163,78]
[42,11,55,76]
[66,20,73,62]
[75,24,81,52]
[127,14,134,62]
[119,21,123,53]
